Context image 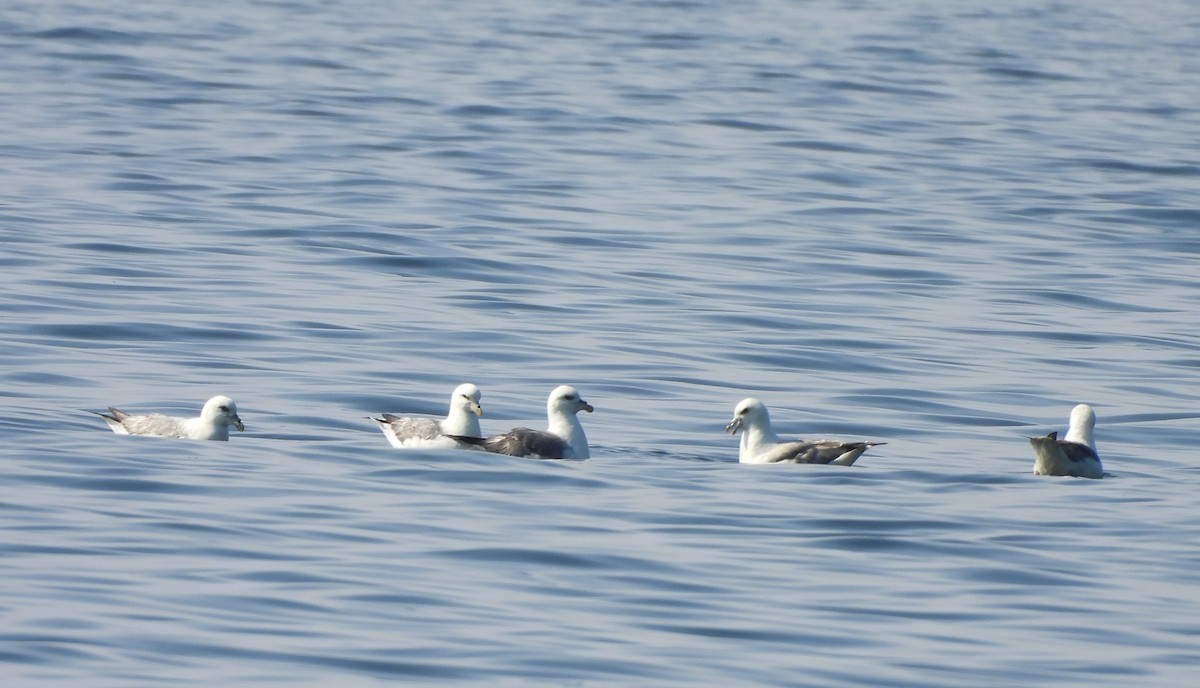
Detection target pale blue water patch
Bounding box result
[3,0,1200,685]
[5,442,1198,686]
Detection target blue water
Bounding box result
[2,0,1199,685]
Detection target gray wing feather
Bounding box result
[1058,439,1099,463]
[379,414,443,442]
[482,428,570,459]
[1029,431,1098,463]
[1029,431,1102,478]
[115,412,189,438]
[764,440,878,465]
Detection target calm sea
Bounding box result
[2,1,1198,685]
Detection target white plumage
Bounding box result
[1029,403,1103,479]
[454,385,593,459]
[95,395,244,441]
[371,383,484,450]
[724,398,884,465]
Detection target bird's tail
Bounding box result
[90,407,127,423]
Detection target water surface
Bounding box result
[2,1,1199,685]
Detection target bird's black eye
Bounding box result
[219,405,229,412]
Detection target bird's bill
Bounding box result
[232,417,245,432]
[471,403,483,417]
[724,417,743,435]
[580,401,594,413]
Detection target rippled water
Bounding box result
[2,1,1199,685]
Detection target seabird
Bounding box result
[451,385,592,459]
[724,397,884,465]
[370,383,484,450]
[1029,403,1103,479]
[94,395,245,441]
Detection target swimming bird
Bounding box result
[724,397,884,465]
[370,383,484,450]
[450,385,593,459]
[94,395,245,441]
[1029,403,1103,479]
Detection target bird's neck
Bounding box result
[550,414,588,459]
[189,417,227,441]
[740,424,779,454]
[1064,426,1094,449]
[441,409,481,437]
